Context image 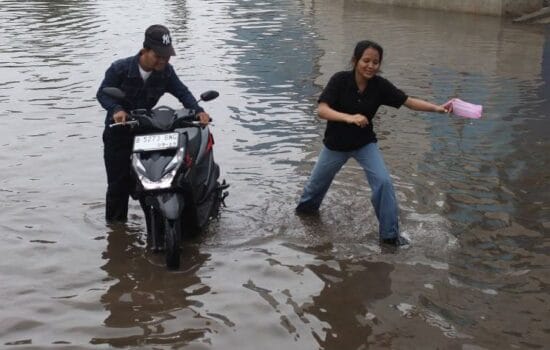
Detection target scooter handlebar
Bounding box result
[109,120,139,128]
[108,112,212,129]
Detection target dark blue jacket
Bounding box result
[96,53,204,126]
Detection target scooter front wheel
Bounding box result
[164,218,181,270]
[147,208,164,252]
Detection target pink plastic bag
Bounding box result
[444,98,483,119]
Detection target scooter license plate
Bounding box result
[133,132,179,152]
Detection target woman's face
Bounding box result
[354,47,381,80]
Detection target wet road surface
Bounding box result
[0,0,549,349]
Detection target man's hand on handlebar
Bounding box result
[197,111,210,126]
[113,110,129,124]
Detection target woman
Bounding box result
[296,40,449,246]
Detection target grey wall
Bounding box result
[356,0,543,16]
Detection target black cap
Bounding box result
[143,24,176,57]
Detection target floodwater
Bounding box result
[1,0,549,349]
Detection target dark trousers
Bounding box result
[103,127,134,222]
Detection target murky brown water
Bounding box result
[1,0,549,349]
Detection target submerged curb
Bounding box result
[513,6,550,23]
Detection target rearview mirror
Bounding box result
[102,87,126,100]
[200,90,219,102]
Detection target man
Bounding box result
[96,24,210,222]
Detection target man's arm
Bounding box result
[166,67,205,114]
[97,63,131,124]
[166,68,210,125]
[96,63,125,115]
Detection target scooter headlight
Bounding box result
[132,155,147,175]
[163,147,185,175]
[133,147,186,190]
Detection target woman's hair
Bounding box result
[351,40,384,68]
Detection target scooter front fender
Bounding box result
[155,193,185,220]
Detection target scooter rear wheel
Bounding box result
[164,218,181,269]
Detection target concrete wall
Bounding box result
[502,0,544,15]
[356,0,543,16]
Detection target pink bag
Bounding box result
[444,98,483,119]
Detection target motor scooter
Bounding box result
[103,87,228,269]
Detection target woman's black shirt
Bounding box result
[318,70,408,151]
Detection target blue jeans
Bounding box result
[296,143,399,239]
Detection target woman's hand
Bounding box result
[346,114,369,128]
[318,102,368,127]
[433,105,449,113]
[441,100,453,114]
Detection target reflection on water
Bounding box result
[0,0,549,348]
[93,226,211,347]
[304,258,393,349]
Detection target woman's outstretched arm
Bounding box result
[404,97,450,113]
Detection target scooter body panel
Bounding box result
[155,192,185,221]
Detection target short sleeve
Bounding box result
[318,73,343,107]
[379,77,408,108]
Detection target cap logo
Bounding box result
[162,34,171,45]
